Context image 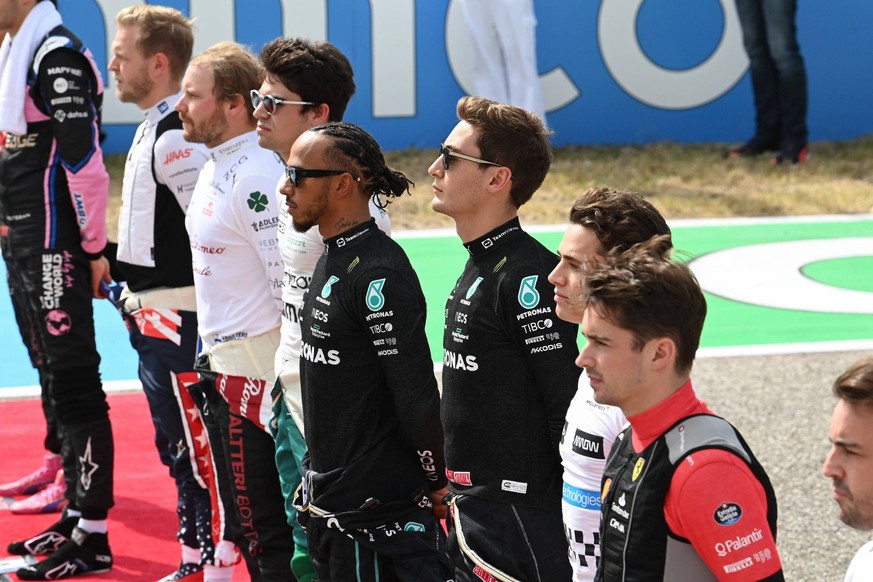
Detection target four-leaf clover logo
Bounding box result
[247,191,269,213]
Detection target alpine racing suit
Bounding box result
[0,24,114,519]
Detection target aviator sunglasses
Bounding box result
[250,89,313,115]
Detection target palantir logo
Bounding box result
[321,275,339,299]
[518,275,540,309]
[366,278,386,311]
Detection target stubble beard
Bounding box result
[183,108,228,148]
[291,187,329,234]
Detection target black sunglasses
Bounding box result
[250,90,313,115]
[284,165,360,188]
[439,143,503,171]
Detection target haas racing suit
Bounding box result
[114,93,228,566]
[185,131,294,579]
[440,218,578,582]
[296,219,452,582]
[0,24,114,520]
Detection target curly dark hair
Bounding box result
[569,187,672,256]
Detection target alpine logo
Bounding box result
[518,275,540,309]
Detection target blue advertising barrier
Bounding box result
[60,0,873,154]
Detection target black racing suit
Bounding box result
[0,25,113,519]
[440,218,579,581]
[298,219,452,581]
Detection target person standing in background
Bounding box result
[456,0,547,122]
[1,0,116,578]
[729,0,808,165]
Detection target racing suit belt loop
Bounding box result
[119,285,197,314]
[206,327,281,383]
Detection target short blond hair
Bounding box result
[116,5,194,82]
[190,42,263,119]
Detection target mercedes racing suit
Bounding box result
[185,131,293,579]
[0,24,114,519]
[297,219,452,581]
[272,191,390,578]
[114,92,226,565]
[440,217,578,581]
[597,381,783,581]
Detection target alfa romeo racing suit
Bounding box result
[114,93,225,565]
[297,219,452,581]
[0,24,114,519]
[597,381,783,581]
[559,377,627,581]
[440,217,578,581]
[185,131,293,579]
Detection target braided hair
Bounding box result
[310,122,412,207]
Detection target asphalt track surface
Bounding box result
[1,216,872,579]
[692,348,870,581]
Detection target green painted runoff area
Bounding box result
[396,219,873,361]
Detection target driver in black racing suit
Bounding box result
[283,122,452,582]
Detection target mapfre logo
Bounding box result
[164,148,193,165]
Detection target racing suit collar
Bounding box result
[463,217,523,257]
[208,130,256,163]
[323,218,376,255]
[143,91,183,124]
